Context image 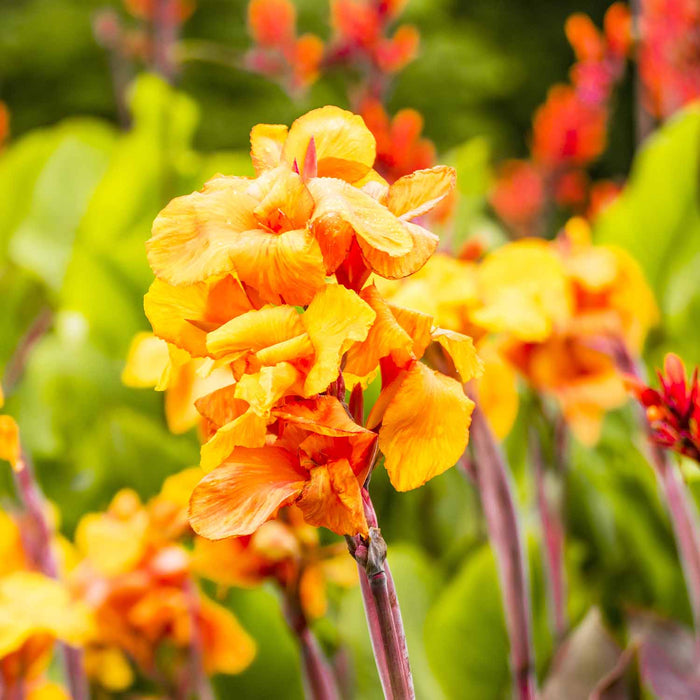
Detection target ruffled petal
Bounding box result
[199,596,257,674]
[189,446,307,538]
[251,123,289,174]
[255,333,314,366]
[248,165,315,232]
[212,227,326,306]
[431,328,484,382]
[122,333,170,387]
[282,106,376,181]
[144,276,253,357]
[234,363,301,414]
[386,166,456,220]
[357,220,438,279]
[345,284,414,377]
[387,303,433,358]
[147,178,260,285]
[308,178,413,261]
[0,415,20,469]
[301,284,376,395]
[297,459,368,536]
[378,361,474,491]
[207,305,303,359]
[200,411,269,472]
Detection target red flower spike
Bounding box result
[629,353,700,463]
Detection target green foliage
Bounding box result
[596,105,700,365]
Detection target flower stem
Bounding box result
[14,453,89,700]
[347,490,414,699]
[469,404,538,700]
[284,595,341,700]
[529,427,568,642]
[153,0,179,83]
[614,343,700,651]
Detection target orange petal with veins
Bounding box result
[189,446,307,538]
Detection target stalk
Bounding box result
[153,0,179,83]
[13,453,89,700]
[469,404,538,700]
[529,428,568,642]
[347,489,414,699]
[615,342,700,650]
[284,594,341,700]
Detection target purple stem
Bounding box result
[469,404,538,700]
[614,343,700,650]
[529,429,568,642]
[153,0,179,83]
[14,454,89,700]
[348,490,414,699]
[284,596,341,700]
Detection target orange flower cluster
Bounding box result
[0,506,91,700]
[246,0,325,93]
[381,218,657,444]
[638,0,700,118]
[193,504,357,621]
[491,3,631,236]
[245,0,419,98]
[71,485,255,693]
[0,102,9,151]
[143,106,481,542]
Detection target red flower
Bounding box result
[629,353,700,462]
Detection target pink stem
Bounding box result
[530,430,568,642]
[153,0,179,83]
[284,596,341,700]
[14,454,89,700]
[349,490,414,699]
[615,343,700,650]
[470,405,538,700]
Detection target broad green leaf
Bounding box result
[8,121,114,292]
[425,545,510,699]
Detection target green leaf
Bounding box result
[425,545,510,699]
[7,120,115,292]
[594,105,700,363]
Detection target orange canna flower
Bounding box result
[359,99,437,183]
[246,0,325,93]
[142,105,475,548]
[532,84,608,168]
[189,395,377,538]
[0,102,9,150]
[489,159,545,238]
[72,489,255,689]
[193,505,357,620]
[0,571,92,698]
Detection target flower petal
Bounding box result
[199,596,257,675]
[147,178,259,285]
[200,411,269,472]
[207,305,303,359]
[145,276,253,357]
[357,221,438,279]
[297,459,368,536]
[189,446,307,538]
[250,124,288,174]
[345,284,414,377]
[301,284,376,395]
[378,361,474,491]
[387,303,433,358]
[431,328,484,382]
[282,106,376,181]
[234,363,301,415]
[122,333,169,388]
[223,228,327,306]
[386,166,456,220]
[308,177,413,259]
[0,415,20,469]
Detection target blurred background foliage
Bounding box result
[1,0,700,697]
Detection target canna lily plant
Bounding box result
[142,104,482,697]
